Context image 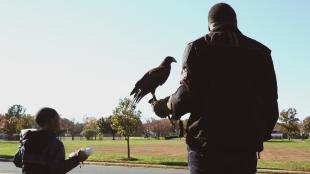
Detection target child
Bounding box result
[13,107,88,174]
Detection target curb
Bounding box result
[0,158,13,162]
[85,161,186,169]
[257,169,310,174]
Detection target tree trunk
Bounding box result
[126,136,130,159]
[112,133,115,140]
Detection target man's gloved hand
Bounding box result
[151,96,172,118]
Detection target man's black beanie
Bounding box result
[208,3,237,25]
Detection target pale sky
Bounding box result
[0,0,309,122]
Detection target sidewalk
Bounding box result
[85,161,310,174]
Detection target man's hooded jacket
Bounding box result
[168,23,279,152]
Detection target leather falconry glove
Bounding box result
[151,96,172,118]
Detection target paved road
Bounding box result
[0,162,188,174]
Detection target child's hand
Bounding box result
[77,150,88,162]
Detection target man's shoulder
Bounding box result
[187,35,210,47]
[188,33,271,55]
[240,35,271,54]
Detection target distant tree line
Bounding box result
[2,103,309,145]
[0,105,37,139]
[1,103,310,160]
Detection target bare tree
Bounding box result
[83,117,99,140]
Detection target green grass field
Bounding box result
[1,138,309,171]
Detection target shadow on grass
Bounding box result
[267,140,293,143]
[0,155,13,159]
[120,157,139,161]
[160,162,188,166]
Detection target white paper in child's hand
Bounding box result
[69,147,94,158]
[83,147,94,156]
[69,152,76,158]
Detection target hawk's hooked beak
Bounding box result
[172,58,177,63]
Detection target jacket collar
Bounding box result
[209,22,238,32]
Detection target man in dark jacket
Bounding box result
[14,107,88,174]
[152,3,278,174]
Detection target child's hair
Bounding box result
[35,107,60,127]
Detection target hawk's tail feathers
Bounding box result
[130,87,138,96]
[132,89,142,104]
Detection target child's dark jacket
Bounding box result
[14,130,79,174]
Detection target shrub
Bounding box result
[81,129,97,140]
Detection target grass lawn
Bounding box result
[1,138,309,171]
[0,140,19,159]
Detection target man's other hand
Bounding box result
[151,97,172,118]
